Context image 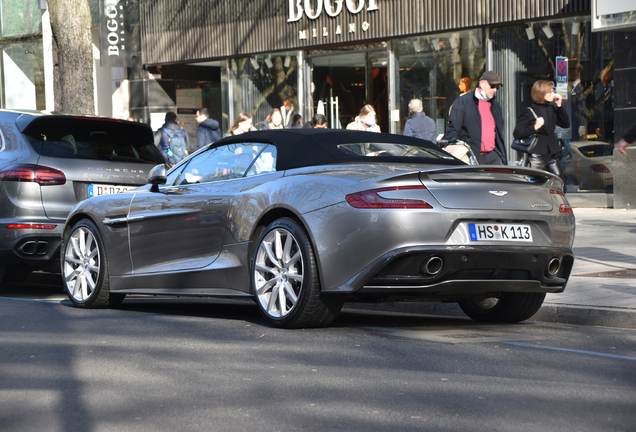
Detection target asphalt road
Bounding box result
[2,277,636,432]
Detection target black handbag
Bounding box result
[511,108,539,154]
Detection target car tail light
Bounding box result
[559,204,573,213]
[346,186,432,209]
[484,168,514,173]
[0,164,66,186]
[590,164,610,173]
[6,223,57,229]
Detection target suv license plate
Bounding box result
[469,223,533,242]
[89,184,134,197]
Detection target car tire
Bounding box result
[62,219,124,308]
[252,218,344,329]
[458,292,546,323]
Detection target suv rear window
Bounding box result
[22,117,165,164]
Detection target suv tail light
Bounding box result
[346,186,432,209]
[7,223,57,229]
[0,164,66,186]
[590,164,610,173]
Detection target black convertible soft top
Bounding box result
[213,129,463,170]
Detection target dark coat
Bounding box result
[445,92,507,165]
[196,118,222,149]
[404,112,437,143]
[513,101,570,156]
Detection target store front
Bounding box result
[0,1,45,111]
[137,0,631,205]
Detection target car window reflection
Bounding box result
[178,143,277,185]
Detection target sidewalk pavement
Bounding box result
[344,208,636,329]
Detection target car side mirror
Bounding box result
[148,164,167,192]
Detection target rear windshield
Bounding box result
[337,142,455,160]
[577,144,613,158]
[23,118,165,164]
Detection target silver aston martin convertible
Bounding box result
[61,129,575,328]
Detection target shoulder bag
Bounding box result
[511,108,539,154]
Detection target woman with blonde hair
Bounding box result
[346,104,381,132]
[513,80,569,175]
[225,112,253,137]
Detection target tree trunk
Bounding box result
[47,0,94,114]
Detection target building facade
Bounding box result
[1,1,634,206]
[132,0,635,206]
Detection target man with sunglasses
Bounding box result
[445,71,508,165]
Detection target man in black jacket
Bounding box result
[445,71,508,165]
[195,108,222,150]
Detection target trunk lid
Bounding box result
[420,166,561,211]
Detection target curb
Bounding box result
[343,302,636,330]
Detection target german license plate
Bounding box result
[468,223,533,242]
[88,184,134,197]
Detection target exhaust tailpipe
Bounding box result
[420,256,443,276]
[547,257,561,276]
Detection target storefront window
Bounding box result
[394,30,486,137]
[0,0,41,37]
[489,17,614,193]
[222,52,300,132]
[1,38,45,110]
[307,44,388,131]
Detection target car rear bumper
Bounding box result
[325,245,574,297]
[0,224,63,267]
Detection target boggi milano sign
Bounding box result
[287,0,379,40]
[98,0,132,67]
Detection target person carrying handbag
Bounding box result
[513,80,570,176]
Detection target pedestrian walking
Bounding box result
[445,71,507,165]
[403,99,436,142]
[513,80,569,176]
[347,104,380,132]
[458,77,471,95]
[310,114,328,128]
[224,112,254,137]
[195,108,221,150]
[154,111,191,165]
[280,96,295,128]
[290,114,303,128]
[259,108,284,130]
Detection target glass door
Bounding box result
[308,48,388,131]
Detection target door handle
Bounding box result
[207,198,223,205]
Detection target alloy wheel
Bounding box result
[254,227,304,318]
[63,226,101,302]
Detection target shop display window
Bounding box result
[0,0,41,37]
[394,30,486,138]
[222,52,300,131]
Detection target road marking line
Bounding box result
[503,341,636,361]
